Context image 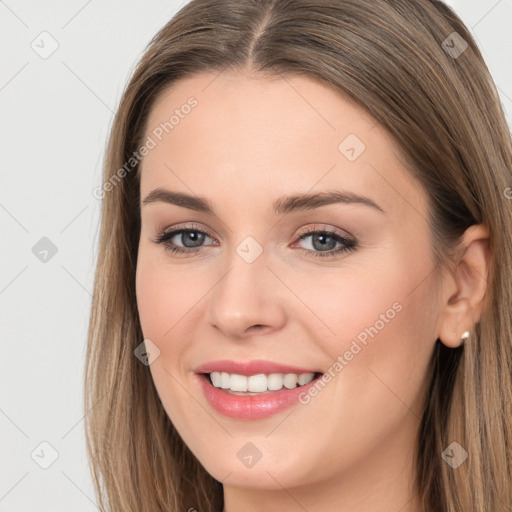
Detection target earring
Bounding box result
[452,328,470,345]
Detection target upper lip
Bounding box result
[194,359,321,376]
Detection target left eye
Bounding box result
[298,232,343,251]
[294,230,357,257]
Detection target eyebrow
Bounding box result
[141,188,386,215]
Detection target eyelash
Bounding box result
[152,224,357,259]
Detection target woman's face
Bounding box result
[136,71,443,494]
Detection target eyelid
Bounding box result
[159,222,217,240]
[294,223,355,242]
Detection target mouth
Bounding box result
[195,365,325,419]
[202,371,323,396]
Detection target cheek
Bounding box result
[135,257,208,435]
[281,259,435,470]
[286,258,412,356]
[300,247,435,403]
[135,256,199,342]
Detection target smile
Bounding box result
[194,360,324,419]
[208,371,317,394]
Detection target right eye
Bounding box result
[153,227,217,255]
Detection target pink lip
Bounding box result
[193,359,320,376]
[193,360,322,420]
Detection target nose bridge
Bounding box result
[206,237,286,337]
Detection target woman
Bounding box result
[85,1,512,511]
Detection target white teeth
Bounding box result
[298,373,313,385]
[248,374,267,392]
[283,373,298,389]
[229,374,248,392]
[267,373,284,390]
[208,371,316,393]
[210,372,222,387]
[220,372,230,389]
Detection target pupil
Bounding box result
[183,231,204,247]
[313,234,336,251]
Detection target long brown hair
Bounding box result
[85,1,512,510]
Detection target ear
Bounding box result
[437,224,491,348]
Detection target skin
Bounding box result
[135,70,490,512]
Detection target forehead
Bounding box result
[139,70,427,218]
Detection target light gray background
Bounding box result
[1,1,511,510]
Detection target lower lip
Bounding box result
[197,374,321,419]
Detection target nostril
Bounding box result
[249,324,268,331]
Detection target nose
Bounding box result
[206,246,287,339]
